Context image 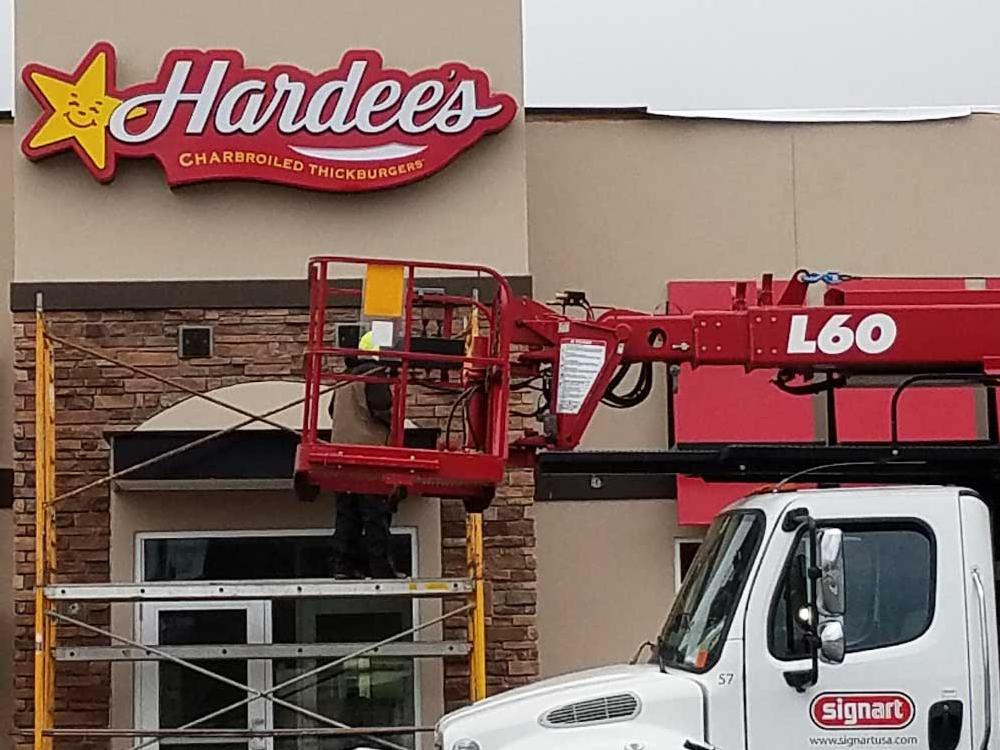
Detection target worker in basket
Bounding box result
[328,329,405,580]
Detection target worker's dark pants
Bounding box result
[332,493,392,569]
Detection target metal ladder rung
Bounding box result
[55,640,471,661]
[45,577,473,601]
[34,727,434,738]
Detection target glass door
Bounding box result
[137,531,419,749]
[137,600,272,750]
[271,597,415,750]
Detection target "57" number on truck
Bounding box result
[786,313,897,355]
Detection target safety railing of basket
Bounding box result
[301,256,516,466]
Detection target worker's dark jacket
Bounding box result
[329,359,392,446]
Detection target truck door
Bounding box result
[743,490,971,750]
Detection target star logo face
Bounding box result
[22,42,144,180]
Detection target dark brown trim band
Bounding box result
[526,107,649,121]
[11,275,533,312]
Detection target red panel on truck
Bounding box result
[669,281,814,525]
[832,278,977,442]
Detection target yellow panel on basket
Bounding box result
[363,264,405,318]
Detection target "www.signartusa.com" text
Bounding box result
[809,736,918,747]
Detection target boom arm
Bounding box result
[296,258,1000,508]
[502,273,1000,453]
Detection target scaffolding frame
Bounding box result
[28,304,489,749]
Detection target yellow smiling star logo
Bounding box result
[22,42,145,181]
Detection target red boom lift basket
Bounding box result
[294,256,515,509]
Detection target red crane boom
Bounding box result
[295,257,1000,509]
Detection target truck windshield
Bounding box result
[657,511,764,673]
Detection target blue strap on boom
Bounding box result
[797,270,857,285]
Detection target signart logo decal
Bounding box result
[810,693,916,730]
[21,43,518,192]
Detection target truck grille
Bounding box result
[541,693,641,727]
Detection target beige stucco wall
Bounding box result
[109,490,445,732]
[535,500,704,678]
[0,122,12,471]
[526,116,797,451]
[792,117,1000,274]
[14,0,528,281]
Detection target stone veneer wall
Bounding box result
[11,307,538,747]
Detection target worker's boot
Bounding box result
[331,553,366,580]
[332,557,356,580]
[367,554,406,580]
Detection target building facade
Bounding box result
[5,0,1000,746]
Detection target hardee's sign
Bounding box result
[21,43,517,192]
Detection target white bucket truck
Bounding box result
[436,485,993,750]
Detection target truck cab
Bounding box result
[436,485,998,750]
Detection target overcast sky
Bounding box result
[524,0,1000,114]
[6,0,1000,118]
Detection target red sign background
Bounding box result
[22,43,518,192]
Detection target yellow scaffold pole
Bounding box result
[466,513,487,702]
[34,302,55,750]
[463,302,487,702]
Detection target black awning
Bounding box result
[111,427,442,484]
[111,430,300,481]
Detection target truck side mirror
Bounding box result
[783,515,846,693]
[817,528,845,617]
[819,619,846,664]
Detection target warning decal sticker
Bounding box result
[556,339,607,414]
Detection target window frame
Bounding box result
[673,537,704,594]
[766,517,937,661]
[133,527,423,747]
